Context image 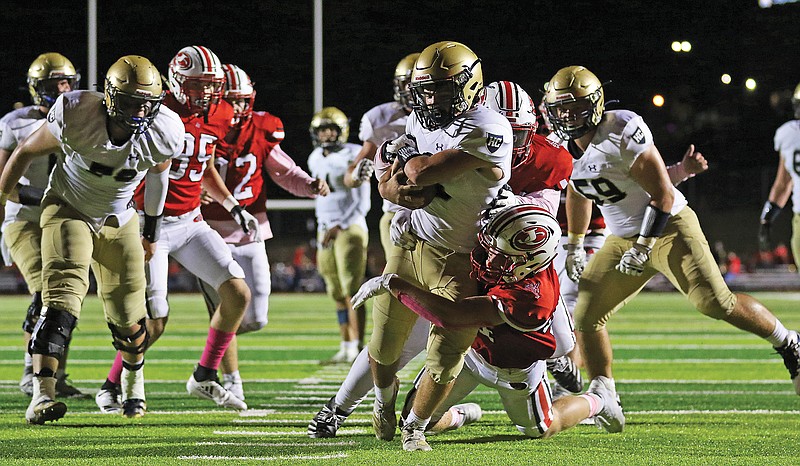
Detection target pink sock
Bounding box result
[580,393,603,417]
[198,327,235,370]
[108,352,123,385]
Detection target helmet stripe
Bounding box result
[501,80,516,110]
[193,46,215,72]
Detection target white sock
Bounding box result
[340,341,348,351]
[404,408,430,430]
[766,319,791,347]
[448,406,465,428]
[346,340,360,350]
[24,352,32,366]
[224,370,241,382]
[374,383,395,405]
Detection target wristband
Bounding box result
[638,203,670,239]
[142,214,163,243]
[222,195,238,212]
[760,201,782,224]
[18,185,45,206]
[567,231,585,244]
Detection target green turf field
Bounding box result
[0,291,798,465]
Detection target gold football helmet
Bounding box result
[309,107,349,149]
[393,52,420,111]
[543,66,604,140]
[409,41,483,130]
[27,53,78,108]
[793,82,800,119]
[104,55,165,134]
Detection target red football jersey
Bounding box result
[135,94,235,217]
[508,134,573,194]
[202,111,285,221]
[471,265,559,369]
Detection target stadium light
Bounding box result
[671,41,682,52]
[745,78,757,90]
[721,74,732,85]
[652,95,665,107]
[680,41,692,52]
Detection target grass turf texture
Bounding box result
[0,291,798,465]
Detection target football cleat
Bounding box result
[122,398,146,418]
[588,376,625,433]
[187,373,248,411]
[308,396,350,438]
[546,355,584,394]
[372,377,399,441]
[25,395,67,425]
[96,385,122,414]
[401,421,432,451]
[55,373,89,399]
[20,365,33,397]
[449,403,482,428]
[775,330,800,395]
[325,348,350,365]
[222,373,245,401]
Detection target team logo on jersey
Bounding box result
[47,112,55,123]
[632,127,646,144]
[486,133,503,153]
[435,143,445,152]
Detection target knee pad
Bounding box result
[108,318,149,354]
[21,292,43,334]
[28,305,77,358]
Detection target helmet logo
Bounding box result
[554,93,575,102]
[174,52,192,70]
[413,73,431,82]
[511,224,552,251]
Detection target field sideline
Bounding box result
[0,291,798,465]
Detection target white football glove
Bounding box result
[380,134,419,164]
[390,209,417,250]
[352,273,397,309]
[615,244,651,276]
[565,242,587,282]
[231,205,262,242]
[483,184,519,223]
[352,158,375,186]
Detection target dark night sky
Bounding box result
[2,0,799,253]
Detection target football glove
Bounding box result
[482,184,518,225]
[352,158,375,185]
[230,205,261,241]
[616,244,651,276]
[379,134,419,165]
[352,274,397,309]
[758,223,771,251]
[390,209,416,251]
[565,242,587,282]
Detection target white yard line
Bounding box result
[178,453,348,461]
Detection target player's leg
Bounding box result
[791,214,800,271]
[175,223,248,410]
[317,231,353,362]
[547,296,583,396]
[333,224,368,361]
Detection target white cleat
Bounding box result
[95,386,122,414]
[401,421,432,451]
[26,395,67,425]
[588,376,625,433]
[222,373,245,401]
[187,374,248,411]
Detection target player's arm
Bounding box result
[666,144,709,186]
[202,151,260,238]
[403,148,495,187]
[758,154,793,249]
[265,144,328,197]
[377,169,433,209]
[0,123,59,213]
[343,141,377,188]
[141,160,171,261]
[564,183,593,281]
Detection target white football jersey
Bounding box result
[0,105,56,228]
[569,110,687,238]
[359,101,409,213]
[407,105,513,253]
[308,142,370,233]
[46,91,184,231]
[774,120,800,214]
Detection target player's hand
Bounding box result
[681,144,708,176]
[321,225,342,248]
[390,209,416,250]
[141,238,156,263]
[565,243,587,282]
[616,244,651,276]
[378,170,432,209]
[309,178,330,196]
[199,188,215,205]
[231,205,262,241]
[758,223,771,251]
[351,159,375,187]
[482,184,518,225]
[379,134,418,164]
[352,274,397,309]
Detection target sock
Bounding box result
[404,408,430,430]
[55,368,65,379]
[580,393,603,417]
[24,352,32,366]
[194,364,217,382]
[224,370,241,382]
[766,319,791,347]
[346,340,360,350]
[34,374,57,400]
[108,352,124,385]
[199,327,235,371]
[101,379,118,390]
[374,383,396,405]
[447,406,465,428]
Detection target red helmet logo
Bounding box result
[174,52,192,70]
[511,224,552,251]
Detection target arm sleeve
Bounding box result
[620,114,654,168]
[265,144,317,198]
[143,167,169,216]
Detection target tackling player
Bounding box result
[198,64,329,399]
[0,55,183,422]
[543,66,800,425]
[0,53,84,399]
[308,107,370,363]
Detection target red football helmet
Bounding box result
[471,204,561,285]
[167,45,225,115]
[222,64,256,126]
[482,81,538,168]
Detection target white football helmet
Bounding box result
[222,64,256,125]
[482,81,538,168]
[472,204,561,284]
[167,45,225,115]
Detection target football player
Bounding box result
[198,64,329,400]
[0,55,184,422]
[759,81,800,271]
[353,205,624,440]
[308,107,370,363]
[370,41,513,451]
[95,46,252,414]
[0,53,85,399]
[543,66,800,424]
